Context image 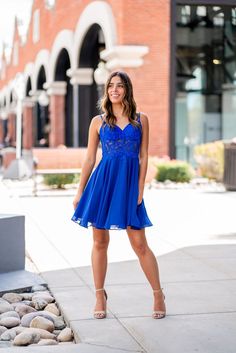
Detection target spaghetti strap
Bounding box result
[137,112,142,128]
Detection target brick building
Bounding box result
[0,0,236,169]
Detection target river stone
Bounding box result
[1,328,17,341]
[30,316,55,333]
[0,311,20,319]
[57,327,73,342]
[32,298,48,310]
[0,325,7,336]
[15,304,37,318]
[0,301,14,314]
[53,329,61,336]
[21,293,34,300]
[25,328,56,339]
[22,300,34,307]
[32,285,47,292]
[21,311,55,327]
[13,331,41,346]
[0,317,20,328]
[37,339,58,346]
[32,293,54,304]
[44,303,60,316]
[2,293,23,304]
[15,327,27,335]
[54,316,66,330]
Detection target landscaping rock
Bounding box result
[15,304,37,318]
[0,287,72,348]
[44,303,60,316]
[30,316,55,333]
[21,293,34,301]
[22,300,34,307]
[26,328,56,340]
[53,316,66,330]
[32,298,48,310]
[0,301,14,314]
[0,311,20,319]
[2,293,23,304]
[13,331,40,346]
[21,311,54,327]
[57,327,73,342]
[0,325,7,336]
[32,293,54,304]
[0,317,20,328]
[0,328,17,341]
[37,339,58,346]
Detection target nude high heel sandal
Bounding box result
[152,288,166,319]
[94,288,108,319]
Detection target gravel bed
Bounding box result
[0,285,74,348]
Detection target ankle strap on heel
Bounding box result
[95,288,104,292]
[153,288,164,294]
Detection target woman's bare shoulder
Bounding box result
[90,115,102,127]
[139,112,149,126]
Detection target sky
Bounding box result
[0,0,33,59]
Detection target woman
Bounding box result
[72,71,166,319]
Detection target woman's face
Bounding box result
[107,75,125,104]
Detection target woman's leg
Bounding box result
[126,227,165,314]
[92,227,110,312]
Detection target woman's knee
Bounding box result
[131,240,149,256]
[93,231,109,251]
[94,238,109,251]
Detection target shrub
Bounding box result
[194,141,224,181]
[43,173,78,189]
[155,160,194,183]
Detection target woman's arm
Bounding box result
[138,113,149,205]
[73,116,101,209]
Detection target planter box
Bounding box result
[0,214,25,273]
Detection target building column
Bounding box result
[67,68,93,147]
[7,111,17,147]
[0,119,4,145]
[45,82,67,147]
[22,97,34,150]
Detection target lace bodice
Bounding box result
[99,116,142,158]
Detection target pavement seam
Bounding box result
[108,314,148,353]
[80,342,144,352]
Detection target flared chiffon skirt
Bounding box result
[71,156,153,230]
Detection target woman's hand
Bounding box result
[137,189,143,205]
[73,191,82,210]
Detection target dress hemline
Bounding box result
[71,216,153,231]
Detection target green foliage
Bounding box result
[43,173,78,189]
[155,160,194,183]
[194,141,224,181]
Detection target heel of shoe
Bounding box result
[153,288,166,319]
[94,288,107,319]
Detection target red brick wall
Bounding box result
[0,0,171,157]
[121,0,171,156]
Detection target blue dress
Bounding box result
[71,114,153,230]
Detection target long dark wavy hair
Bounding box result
[99,71,139,127]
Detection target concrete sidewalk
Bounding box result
[0,179,236,352]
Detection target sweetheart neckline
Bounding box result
[114,123,131,131]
